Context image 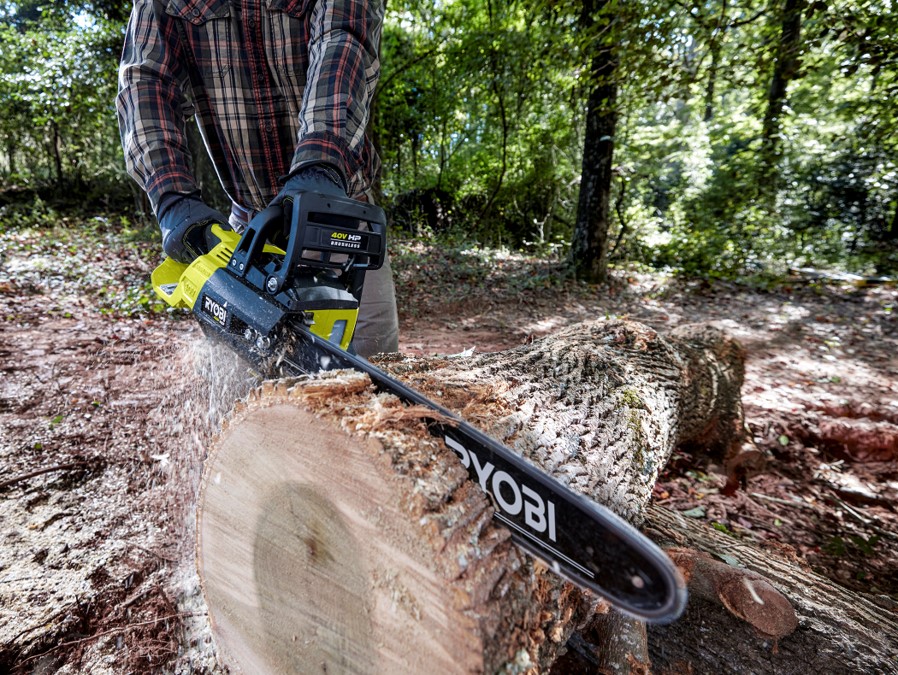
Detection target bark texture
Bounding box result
[376,320,747,525]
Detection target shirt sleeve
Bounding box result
[291,0,384,192]
[116,0,198,214]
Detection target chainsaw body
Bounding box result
[152,191,386,362]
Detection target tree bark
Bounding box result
[50,119,63,187]
[197,319,748,673]
[704,41,721,123]
[477,0,510,226]
[760,0,806,176]
[886,196,898,242]
[376,321,747,525]
[5,135,15,177]
[569,0,618,284]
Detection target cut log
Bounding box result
[642,505,898,673]
[198,373,595,673]
[197,319,749,672]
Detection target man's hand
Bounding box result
[271,164,347,207]
[157,193,231,264]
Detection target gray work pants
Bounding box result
[353,253,400,357]
[229,202,400,358]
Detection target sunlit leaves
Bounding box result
[0,6,122,186]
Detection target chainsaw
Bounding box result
[152,191,687,622]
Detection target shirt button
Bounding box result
[191,8,200,16]
[248,17,256,27]
[264,122,274,132]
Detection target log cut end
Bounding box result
[197,372,588,674]
[667,548,798,640]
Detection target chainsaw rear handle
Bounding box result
[227,204,283,281]
[227,192,386,296]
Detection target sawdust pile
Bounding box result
[0,302,258,672]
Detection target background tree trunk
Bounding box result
[569,0,618,284]
[704,41,721,123]
[477,0,510,226]
[4,135,15,177]
[760,0,806,176]
[886,197,898,242]
[50,120,63,187]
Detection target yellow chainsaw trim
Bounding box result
[152,225,241,310]
[151,223,357,349]
[305,308,358,351]
[152,225,290,310]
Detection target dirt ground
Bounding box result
[1,224,896,673]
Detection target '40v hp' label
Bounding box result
[329,230,363,250]
[445,435,557,542]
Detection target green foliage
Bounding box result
[0,2,126,201]
[377,0,583,249]
[574,0,898,277]
[0,0,893,277]
[0,197,54,231]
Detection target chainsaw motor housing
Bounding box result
[152,190,387,361]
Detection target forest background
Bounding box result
[0,0,895,280]
[0,2,897,670]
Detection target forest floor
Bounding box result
[0,220,896,673]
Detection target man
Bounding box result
[116,0,398,357]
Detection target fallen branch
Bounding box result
[16,612,206,666]
[0,462,91,491]
[666,547,798,640]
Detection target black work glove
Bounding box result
[157,193,231,264]
[271,164,347,207]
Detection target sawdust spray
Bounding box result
[154,328,261,671]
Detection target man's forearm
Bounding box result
[116,0,197,214]
[292,0,384,193]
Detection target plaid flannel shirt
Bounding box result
[116,0,383,214]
